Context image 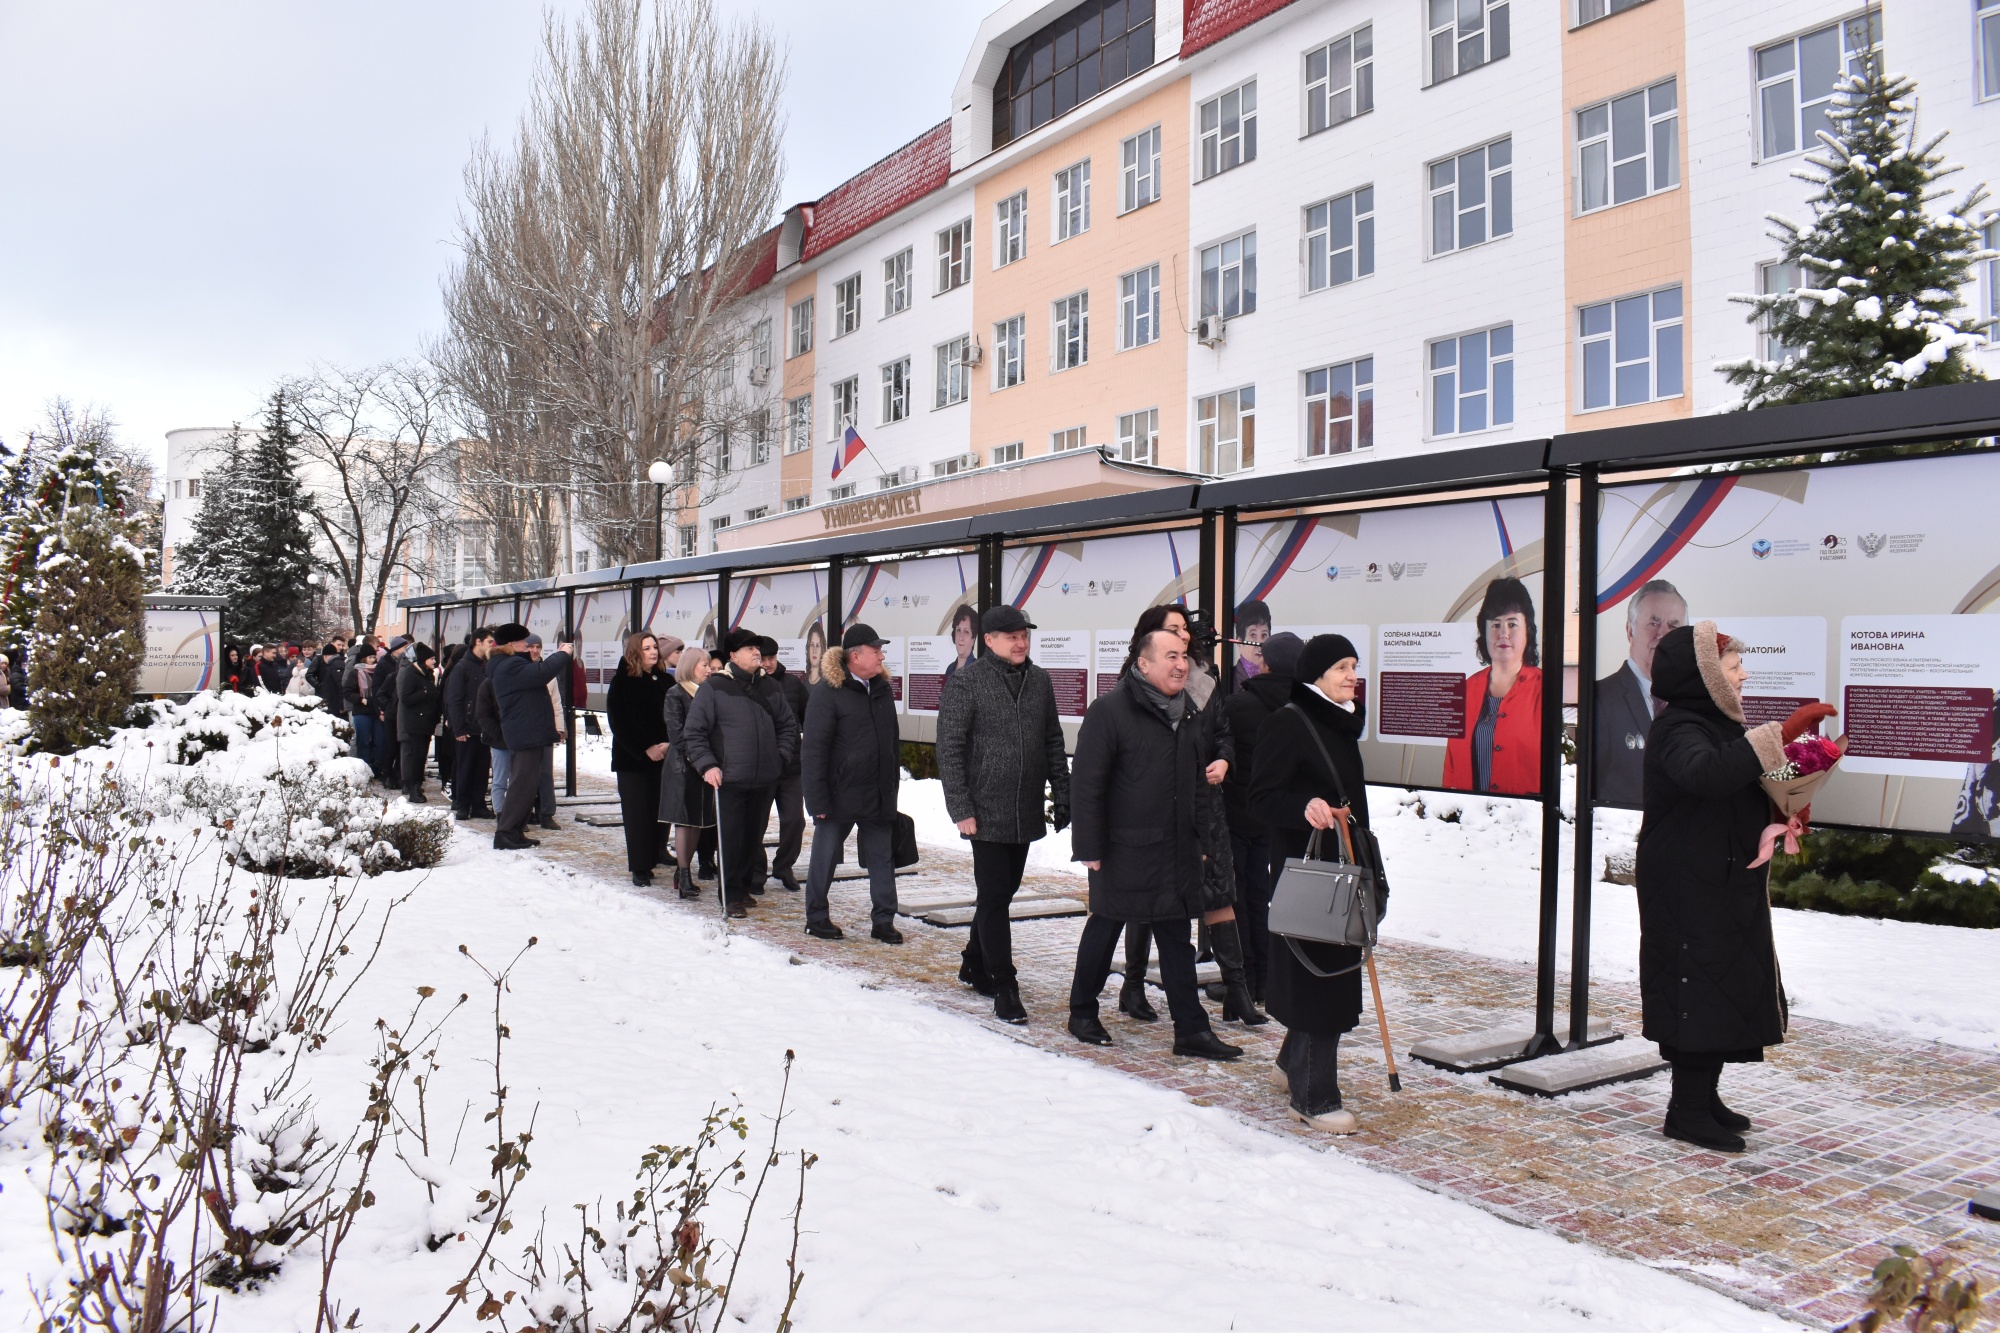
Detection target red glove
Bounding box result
[1782,702,1837,742]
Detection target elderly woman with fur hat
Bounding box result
[1638,621,1835,1153]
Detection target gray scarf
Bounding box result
[1128,668,1188,727]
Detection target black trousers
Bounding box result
[399,737,431,794]
[453,738,490,814]
[715,785,771,903]
[964,841,1032,985]
[616,766,663,875]
[804,816,898,930]
[1071,914,1209,1038]
[496,745,550,839]
[1231,830,1276,994]
[770,769,805,883]
[1278,1029,1343,1115]
[435,730,456,795]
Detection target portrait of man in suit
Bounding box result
[1593,578,1687,806]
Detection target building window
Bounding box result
[1580,286,1682,410]
[1305,26,1374,134]
[1428,0,1510,85]
[1986,222,2000,342]
[1052,425,1089,453]
[881,357,912,423]
[991,441,1025,464]
[784,495,809,512]
[883,248,913,317]
[1429,325,1515,435]
[1200,233,1257,320]
[833,274,861,337]
[1305,358,1374,457]
[1430,138,1512,256]
[1305,187,1373,292]
[937,218,972,292]
[933,453,979,477]
[785,394,812,453]
[751,319,772,372]
[1984,0,2000,100]
[1577,0,1645,25]
[1577,79,1678,213]
[994,315,1025,389]
[745,505,769,522]
[991,0,1156,149]
[750,408,772,466]
[1759,260,1802,360]
[1199,81,1257,180]
[831,376,859,438]
[1054,160,1091,241]
[712,430,733,475]
[1756,14,1880,160]
[1197,387,1255,475]
[1052,291,1089,371]
[935,336,972,407]
[1119,264,1160,348]
[1117,408,1159,464]
[788,297,814,357]
[1121,125,1161,212]
[678,525,698,557]
[995,191,1027,267]
[877,471,909,492]
[709,515,731,552]
[828,482,857,502]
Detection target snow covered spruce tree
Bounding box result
[1722,58,1992,406]
[174,391,318,642]
[1,438,149,752]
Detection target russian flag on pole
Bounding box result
[831,425,867,479]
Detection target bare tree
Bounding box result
[440,0,785,568]
[289,362,458,635]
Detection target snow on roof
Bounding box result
[799,120,954,263]
[1181,0,1305,58]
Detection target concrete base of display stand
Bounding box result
[917,898,1085,927]
[1488,1039,1668,1098]
[1970,1188,2000,1222]
[1138,960,1224,989]
[1410,1017,1615,1073]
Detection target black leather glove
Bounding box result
[1050,804,1070,832]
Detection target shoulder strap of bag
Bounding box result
[1285,936,1367,979]
[1283,702,1353,863]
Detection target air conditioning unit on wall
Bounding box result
[962,336,984,367]
[748,365,770,386]
[1197,315,1227,347]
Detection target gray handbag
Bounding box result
[1267,709,1380,978]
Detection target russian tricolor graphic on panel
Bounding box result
[1597,476,1738,614]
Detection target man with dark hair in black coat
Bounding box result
[310,643,345,715]
[487,623,574,850]
[681,628,798,915]
[397,644,443,802]
[754,634,809,894]
[1221,630,1304,1005]
[1065,628,1240,1061]
[444,628,495,820]
[800,624,903,943]
[378,635,410,786]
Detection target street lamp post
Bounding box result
[647,459,673,561]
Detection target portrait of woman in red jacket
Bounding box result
[1442,576,1542,796]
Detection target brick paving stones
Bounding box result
[516,778,2000,1329]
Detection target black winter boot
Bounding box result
[1663,1061,1745,1153]
[959,949,996,997]
[1710,1078,1752,1133]
[993,983,1027,1026]
[1210,919,1269,1026]
[1118,923,1157,1021]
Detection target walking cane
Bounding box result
[710,780,731,929]
[1332,808,1402,1093]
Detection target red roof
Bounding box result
[800,120,954,262]
[1181,0,1305,57]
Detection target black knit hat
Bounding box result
[492,622,530,646]
[1295,632,1359,686]
[722,627,760,655]
[413,642,437,664]
[1260,631,1305,678]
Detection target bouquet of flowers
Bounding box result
[1750,732,1846,867]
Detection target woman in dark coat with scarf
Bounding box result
[606,632,672,885]
[1251,633,1385,1135]
[658,647,715,899]
[1638,621,1832,1153]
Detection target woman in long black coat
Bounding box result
[1251,633,1386,1135]
[606,632,672,885]
[1637,621,1830,1153]
[658,648,715,899]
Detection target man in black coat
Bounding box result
[800,624,903,943]
[935,605,1070,1023]
[1221,630,1304,1003]
[1595,578,1687,806]
[755,634,809,894]
[378,636,410,786]
[682,628,799,915]
[444,629,494,820]
[397,644,443,802]
[1065,628,1240,1061]
[487,623,575,850]
[310,643,345,715]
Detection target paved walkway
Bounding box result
[519,780,1998,1330]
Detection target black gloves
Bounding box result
[1050,804,1070,832]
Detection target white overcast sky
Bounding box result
[0,0,988,475]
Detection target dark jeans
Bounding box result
[1231,829,1276,995]
[1278,1029,1343,1115]
[805,816,898,930]
[529,747,557,824]
[496,745,550,840]
[616,766,663,874]
[1071,914,1209,1038]
[965,841,1032,985]
[715,785,771,903]
[351,714,382,771]
[453,738,489,813]
[770,770,804,883]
